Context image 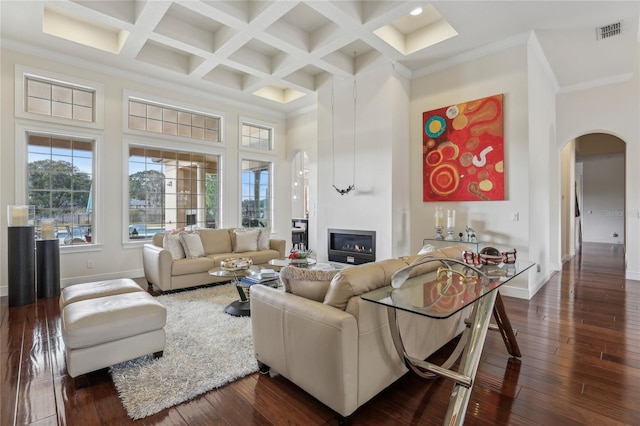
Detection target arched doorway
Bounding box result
[561,133,626,262]
[291,150,309,249]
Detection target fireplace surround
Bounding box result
[327,229,376,265]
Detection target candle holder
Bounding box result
[434,225,444,240]
[445,227,455,241]
[8,205,35,227]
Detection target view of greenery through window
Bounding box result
[27,134,93,245]
[128,147,220,240]
[241,159,270,228]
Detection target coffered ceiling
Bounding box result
[1,1,639,115]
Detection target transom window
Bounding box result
[25,76,94,122]
[241,159,271,228]
[128,98,221,142]
[241,122,272,150]
[128,147,220,240]
[27,133,94,245]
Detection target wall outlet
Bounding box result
[511,212,519,222]
[87,260,94,268]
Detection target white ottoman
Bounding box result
[59,278,144,309]
[61,291,166,383]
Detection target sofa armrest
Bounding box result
[142,243,172,291]
[269,238,286,258]
[250,285,359,416]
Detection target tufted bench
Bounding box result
[60,279,166,386]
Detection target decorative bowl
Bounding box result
[220,257,253,271]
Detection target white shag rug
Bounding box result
[109,284,258,419]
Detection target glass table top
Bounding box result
[268,258,317,267]
[361,259,535,319]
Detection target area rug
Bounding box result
[109,284,258,419]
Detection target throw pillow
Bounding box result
[257,228,271,250]
[280,266,339,302]
[234,228,259,252]
[179,231,205,258]
[163,232,185,260]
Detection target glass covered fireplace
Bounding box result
[327,229,376,265]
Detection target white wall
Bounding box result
[560,139,576,262]
[580,155,625,244]
[315,66,404,263]
[525,35,558,297]
[0,48,290,294]
[410,45,534,295]
[286,109,318,253]
[557,61,640,280]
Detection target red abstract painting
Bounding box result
[423,94,504,202]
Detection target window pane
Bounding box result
[241,159,270,228]
[27,97,51,115]
[126,98,221,143]
[241,123,272,151]
[28,133,94,246]
[25,77,95,123]
[51,101,72,119]
[52,85,72,103]
[128,146,220,240]
[28,80,51,99]
[130,101,146,117]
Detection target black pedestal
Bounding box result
[8,226,36,306]
[37,239,60,298]
[224,300,251,317]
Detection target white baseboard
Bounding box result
[625,270,640,281]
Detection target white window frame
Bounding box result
[15,121,103,253]
[14,64,104,130]
[122,136,225,247]
[239,116,277,154]
[122,90,225,147]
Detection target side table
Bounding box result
[36,239,60,298]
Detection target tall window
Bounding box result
[128,98,221,142]
[27,133,94,245]
[241,122,272,150]
[241,159,271,227]
[128,147,220,240]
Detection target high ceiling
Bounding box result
[2,1,639,115]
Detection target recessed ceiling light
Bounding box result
[410,7,423,16]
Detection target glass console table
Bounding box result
[422,238,483,252]
[361,257,535,426]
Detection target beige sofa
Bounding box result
[250,245,469,418]
[143,228,285,292]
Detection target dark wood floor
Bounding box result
[2,242,639,425]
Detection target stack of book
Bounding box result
[240,268,279,286]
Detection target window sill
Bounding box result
[60,243,103,254]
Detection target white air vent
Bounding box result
[596,21,622,40]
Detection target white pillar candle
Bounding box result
[41,219,55,239]
[11,206,27,226]
[434,206,443,227]
[447,209,456,228]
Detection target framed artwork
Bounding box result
[423,94,504,202]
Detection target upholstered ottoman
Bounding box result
[59,278,144,309]
[61,291,166,382]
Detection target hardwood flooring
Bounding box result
[2,242,639,425]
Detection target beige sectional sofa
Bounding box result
[142,228,285,292]
[250,245,469,418]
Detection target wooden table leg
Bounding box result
[492,292,521,358]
